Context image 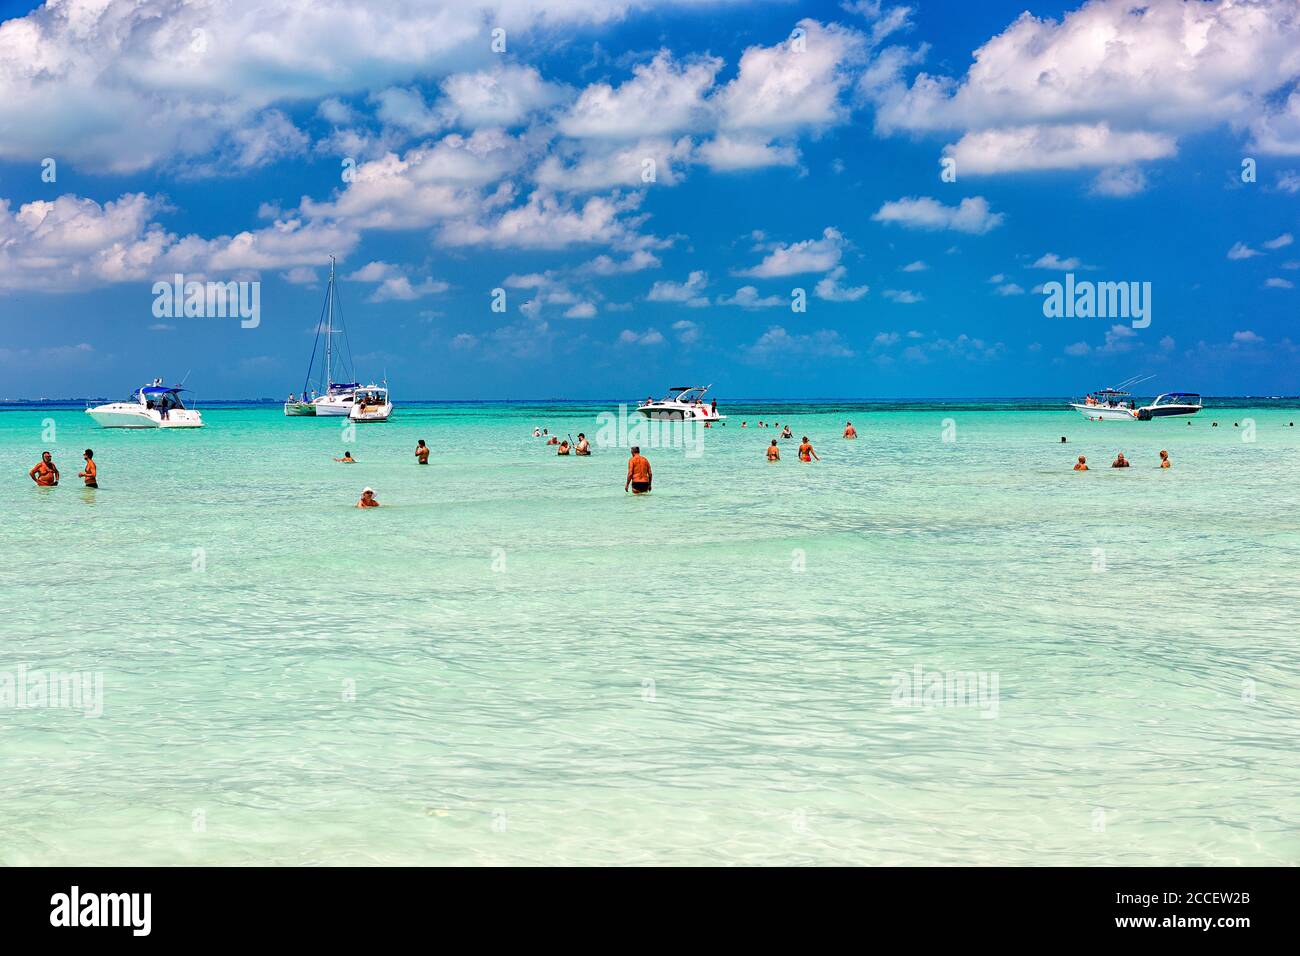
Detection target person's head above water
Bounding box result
[84,449,93,458]
[417,440,426,448]
[630,445,640,455]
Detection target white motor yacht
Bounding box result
[635,385,725,421]
[86,380,203,428]
[349,384,392,422]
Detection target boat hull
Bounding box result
[313,395,353,416]
[1137,405,1201,420]
[284,402,316,417]
[1070,403,1137,422]
[85,405,203,428]
[349,402,392,423]
[636,406,725,422]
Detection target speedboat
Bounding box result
[349,384,392,422]
[1069,375,1151,421]
[1137,392,1202,420]
[1070,389,1138,421]
[86,380,203,428]
[636,385,725,421]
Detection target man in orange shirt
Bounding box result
[625,446,652,494]
[29,451,59,486]
[78,449,98,487]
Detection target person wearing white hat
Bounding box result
[357,487,379,508]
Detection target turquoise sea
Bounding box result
[1,399,1297,866]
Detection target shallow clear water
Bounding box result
[1,400,1297,865]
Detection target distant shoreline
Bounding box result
[5,397,1300,409]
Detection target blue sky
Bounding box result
[0,0,1298,399]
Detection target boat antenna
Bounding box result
[1113,373,1154,391]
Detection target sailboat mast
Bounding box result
[325,256,335,391]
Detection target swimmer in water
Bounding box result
[1074,455,1088,471]
[78,449,98,487]
[1111,452,1130,468]
[781,425,793,439]
[546,436,559,446]
[798,437,819,462]
[625,446,652,494]
[1159,449,1170,469]
[415,440,430,465]
[533,427,541,437]
[357,487,379,508]
[557,439,571,456]
[29,451,59,486]
[767,439,780,461]
[335,451,356,463]
[844,421,857,439]
[575,433,590,456]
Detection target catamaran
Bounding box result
[86,379,204,428]
[285,257,383,418]
[636,385,725,421]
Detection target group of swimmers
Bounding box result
[28,449,97,488]
[1073,450,1171,470]
[533,427,591,456]
[766,437,822,462]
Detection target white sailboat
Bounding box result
[285,257,362,418]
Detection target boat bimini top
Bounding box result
[661,385,712,402]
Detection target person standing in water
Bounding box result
[1159,450,1171,469]
[357,487,380,508]
[625,446,652,494]
[767,439,780,461]
[798,437,820,462]
[415,440,430,465]
[78,449,98,487]
[1111,452,1130,468]
[575,433,591,456]
[29,451,59,486]
[1074,455,1088,471]
[844,421,857,439]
